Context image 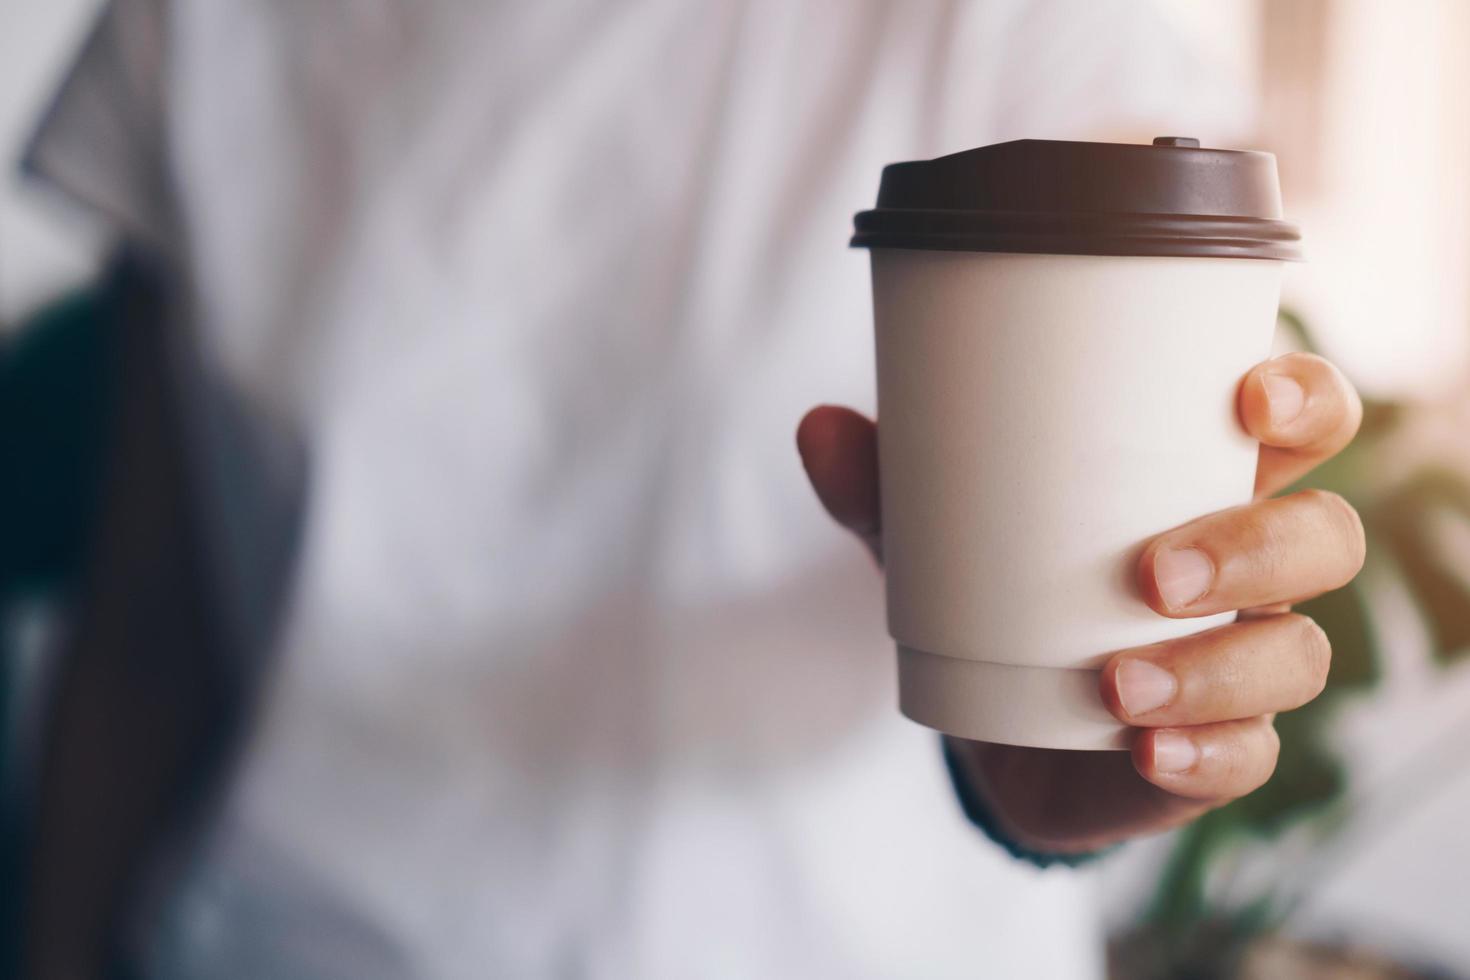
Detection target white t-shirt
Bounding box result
[28,2,1247,976]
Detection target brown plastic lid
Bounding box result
[851,137,1302,260]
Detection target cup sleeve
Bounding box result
[21,0,176,250]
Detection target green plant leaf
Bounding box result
[1296,578,1379,690]
[1276,307,1318,354]
[1225,700,1345,836]
[1375,469,1470,664]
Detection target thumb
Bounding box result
[796,405,882,559]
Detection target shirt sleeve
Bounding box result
[21,0,176,250]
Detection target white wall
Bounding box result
[1288,0,1470,400]
[0,0,105,325]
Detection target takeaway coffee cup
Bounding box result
[852,137,1302,750]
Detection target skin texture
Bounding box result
[797,352,1365,854]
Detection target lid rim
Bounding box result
[857,137,1300,260]
[849,237,1301,261]
[851,208,1303,261]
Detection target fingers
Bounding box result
[1100,614,1329,727]
[796,405,881,555]
[1238,353,1363,497]
[1138,488,1365,618]
[1132,717,1280,800]
[1116,355,1359,805]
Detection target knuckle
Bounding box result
[1295,485,1341,517]
[1340,384,1365,442]
[1216,721,1280,798]
[1206,639,1251,713]
[1215,728,1249,775]
[1263,720,1283,763]
[1291,614,1333,698]
[1309,354,1365,435]
[1257,722,1283,781]
[1239,506,1291,581]
[1300,489,1367,574]
[1238,723,1281,795]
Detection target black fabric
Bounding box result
[0,284,117,979]
[941,738,1113,870]
[0,288,115,596]
[15,249,305,977]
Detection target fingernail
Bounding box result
[1263,373,1305,427]
[1154,547,1214,611]
[1152,732,1199,773]
[1116,659,1178,716]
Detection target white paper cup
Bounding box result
[872,249,1284,749]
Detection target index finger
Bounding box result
[1238,353,1362,497]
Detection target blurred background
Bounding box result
[1106,3,1470,978]
[4,2,1470,978]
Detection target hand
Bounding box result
[797,352,1365,853]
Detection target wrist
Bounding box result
[942,737,1115,867]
